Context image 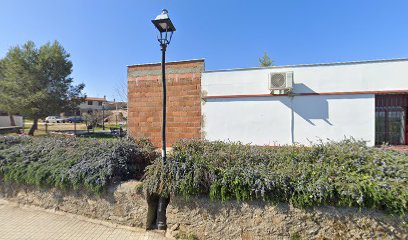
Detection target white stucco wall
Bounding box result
[292,95,375,145]
[203,96,292,145]
[203,95,375,146]
[202,59,408,96]
[202,59,408,146]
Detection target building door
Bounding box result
[375,94,408,145]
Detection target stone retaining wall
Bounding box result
[1,180,406,240]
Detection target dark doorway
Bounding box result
[375,94,408,145]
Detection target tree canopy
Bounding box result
[0,41,85,134]
[258,52,274,67]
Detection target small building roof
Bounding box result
[85,97,106,102]
[204,58,408,73]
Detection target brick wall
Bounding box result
[127,59,204,147]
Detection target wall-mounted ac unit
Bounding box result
[269,72,293,94]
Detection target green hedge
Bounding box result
[0,136,157,194]
[144,139,408,215]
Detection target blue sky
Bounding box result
[1,0,408,100]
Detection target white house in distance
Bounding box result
[77,97,107,115]
[201,58,408,147]
[76,97,127,124]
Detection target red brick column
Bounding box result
[127,59,204,147]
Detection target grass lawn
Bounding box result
[12,120,126,139]
[22,122,88,136]
[18,119,126,136]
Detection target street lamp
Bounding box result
[152,9,176,163]
[148,9,176,231]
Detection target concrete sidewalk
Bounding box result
[0,199,168,240]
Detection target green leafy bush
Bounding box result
[0,136,157,194]
[144,139,408,215]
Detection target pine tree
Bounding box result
[258,52,273,67]
[0,41,85,135]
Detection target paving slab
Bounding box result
[0,199,168,240]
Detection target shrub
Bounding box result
[144,139,408,215]
[0,136,157,194]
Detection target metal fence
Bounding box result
[22,122,126,137]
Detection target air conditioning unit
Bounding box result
[269,72,293,94]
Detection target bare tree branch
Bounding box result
[114,78,128,103]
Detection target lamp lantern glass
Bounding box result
[152,9,176,46]
[152,9,176,32]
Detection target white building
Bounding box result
[77,97,126,115]
[0,115,23,129]
[202,59,408,146]
[77,97,107,114]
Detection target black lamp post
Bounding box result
[148,9,176,231]
[152,9,176,164]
